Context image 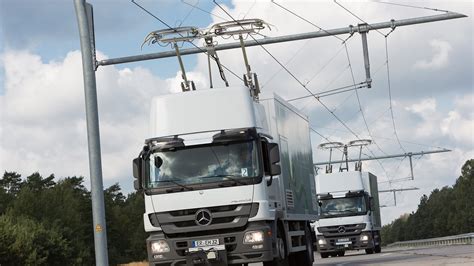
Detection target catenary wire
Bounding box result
[331,0,411,181]
[334,0,386,37]
[242,0,257,19]
[213,1,365,141]
[270,1,354,89]
[344,43,389,156]
[181,0,228,21]
[372,0,450,13]
[271,0,345,42]
[384,36,407,153]
[211,1,365,163]
[213,1,391,171]
[209,0,362,162]
[270,0,391,178]
[177,0,198,27]
[261,40,312,89]
[287,82,368,102]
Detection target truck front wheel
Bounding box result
[263,230,289,266]
[374,244,381,253]
[293,225,314,265]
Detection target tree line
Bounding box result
[0,172,147,265]
[2,160,472,263]
[381,159,474,245]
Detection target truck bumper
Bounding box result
[316,231,376,252]
[147,223,274,265]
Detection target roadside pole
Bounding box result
[73,0,109,265]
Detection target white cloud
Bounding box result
[440,94,474,144]
[405,98,436,116]
[413,39,452,70]
[2,50,84,124]
[0,50,173,186]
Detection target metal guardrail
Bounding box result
[387,232,474,248]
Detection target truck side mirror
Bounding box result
[267,143,281,185]
[133,157,144,191]
[262,141,281,186]
[367,196,374,211]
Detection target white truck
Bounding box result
[132,85,318,265]
[314,171,381,258]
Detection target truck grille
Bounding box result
[149,203,256,234]
[318,223,366,237]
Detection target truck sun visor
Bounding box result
[212,128,256,143]
[318,193,333,200]
[345,190,365,197]
[146,136,185,151]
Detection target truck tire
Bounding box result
[320,252,329,258]
[293,225,314,265]
[374,244,381,253]
[365,248,374,254]
[263,229,289,266]
[337,250,345,257]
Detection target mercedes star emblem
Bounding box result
[337,226,346,233]
[195,209,212,226]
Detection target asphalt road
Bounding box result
[312,245,474,265]
[249,245,473,265]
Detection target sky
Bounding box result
[0,0,472,225]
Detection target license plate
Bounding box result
[188,244,226,253]
[192,239,220,247]
[337,238,350,242]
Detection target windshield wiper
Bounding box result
[325,210,347,214]
[345,209,359,213]
[201,175,248,186]
[153,179,194,192]
[323,209,360,216]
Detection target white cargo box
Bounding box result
[261,95,318,220]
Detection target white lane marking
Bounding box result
[380,253,393,257]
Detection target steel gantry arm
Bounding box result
[313,149,451,166]
[97,12,466,67]
[379,187,419,207]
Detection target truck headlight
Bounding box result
[150,240,170,254]
[318,238,327,245]
[243,230,264,244]
[360,234,369,241]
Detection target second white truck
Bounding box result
[314,171,381,258]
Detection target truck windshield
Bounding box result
[146,139,261,189]
[319,196,367,218]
